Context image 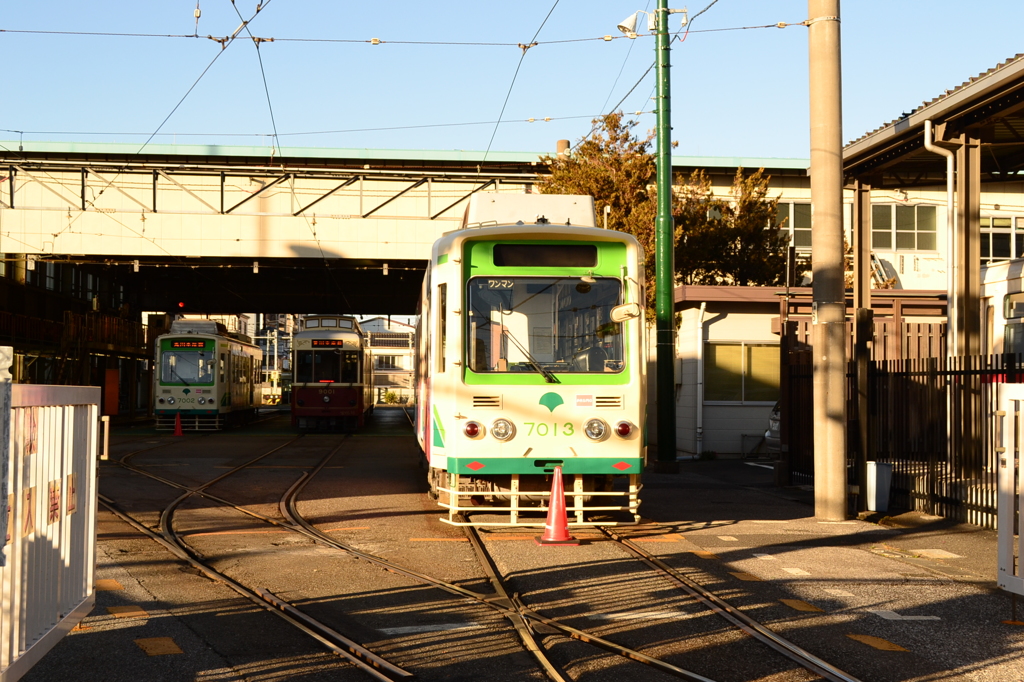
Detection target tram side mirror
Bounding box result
[609,302,641,323]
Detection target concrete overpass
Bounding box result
[0,141,544,314]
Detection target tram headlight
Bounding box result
[463,421,482,438]
[323,395,331,403]
[584,418,607,441]
[167,397,176,405]
[615,421,633,438]
[198,397,206,405]
[491,419,515,441]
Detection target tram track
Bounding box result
[109,429,718,681]
[107,434,413,681]
[103,424,863,682]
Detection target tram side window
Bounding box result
[438,283,447,373]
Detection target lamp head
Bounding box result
[617,12,639,35]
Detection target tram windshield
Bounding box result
[161,350,215,386]
[295,350,361,383]
[467,276,625,375]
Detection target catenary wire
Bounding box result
[481,0,560,162]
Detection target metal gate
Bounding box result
[1,346,99,682]
[996,384,1023,598]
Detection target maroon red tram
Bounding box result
[290,315,373,430]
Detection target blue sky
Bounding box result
[1,1,1022,159]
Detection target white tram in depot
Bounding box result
[154,319,263,430]
[291,315,374,430]
[415,193,647,527]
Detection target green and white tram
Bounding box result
[415,193,647,527]
[154,319,263,430]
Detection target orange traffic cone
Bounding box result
[173,412,184,436]
[535,466,579,546]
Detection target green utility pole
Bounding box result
[653,0,678,473]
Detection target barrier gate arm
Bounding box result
[997,387,1024,598]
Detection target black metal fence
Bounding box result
[785,353,1011,529]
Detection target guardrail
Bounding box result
[0,347,99,682]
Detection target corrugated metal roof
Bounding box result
[845,53,1024,149]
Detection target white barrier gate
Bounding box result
[0,348,99,682]
[996,384,1024,598]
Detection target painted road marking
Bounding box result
[782,567,811,576]
[409,538,469,542]
[754,553,776,560]
[847,634,908,651]
[95,579,123,591]
[730,572,763,581]
[824,589,855,597]
[746,462,773,470]
[780,599,824,612]
[108,605,148,619]
[380,623,482,635]
[913,549,962,559]
[868,609,941,621]
[718,536,738,542]
[135,637,184,656]
[691,550,719,559]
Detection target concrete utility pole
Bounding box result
[808,0,847,520]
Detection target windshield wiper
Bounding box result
[169,366,191,386]
[501,328,559,383]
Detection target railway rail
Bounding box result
[97,421,866,682]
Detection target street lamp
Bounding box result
[618,2,687,473]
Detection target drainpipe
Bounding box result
[695,302,707,456]
[924,120,957,356]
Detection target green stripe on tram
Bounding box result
[431,404,446,448]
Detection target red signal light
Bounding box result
[615,421,632,437]
[178,302,185,308]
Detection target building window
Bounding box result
[377,355,399,370]
[703,342,779,403]
[776,202,811,249]
[871,204,937,251]
[980,216,1024,264]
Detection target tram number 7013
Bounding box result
[524,422,575,437]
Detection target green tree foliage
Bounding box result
[539,113,789,298]
[675,168,789,286]
[537,113,676,313]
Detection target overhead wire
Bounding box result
[572,0,729,152]
[226,0,352,310]
[8,1,280,310]
[481,0,561,162]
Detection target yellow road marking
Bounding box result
[692,550,719,559]
[780,599,824,612]
[729,572,762,581]
[135,637,184,656]
[95,579,123,591]
[108,605,148,619]
[847,634,908,651]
